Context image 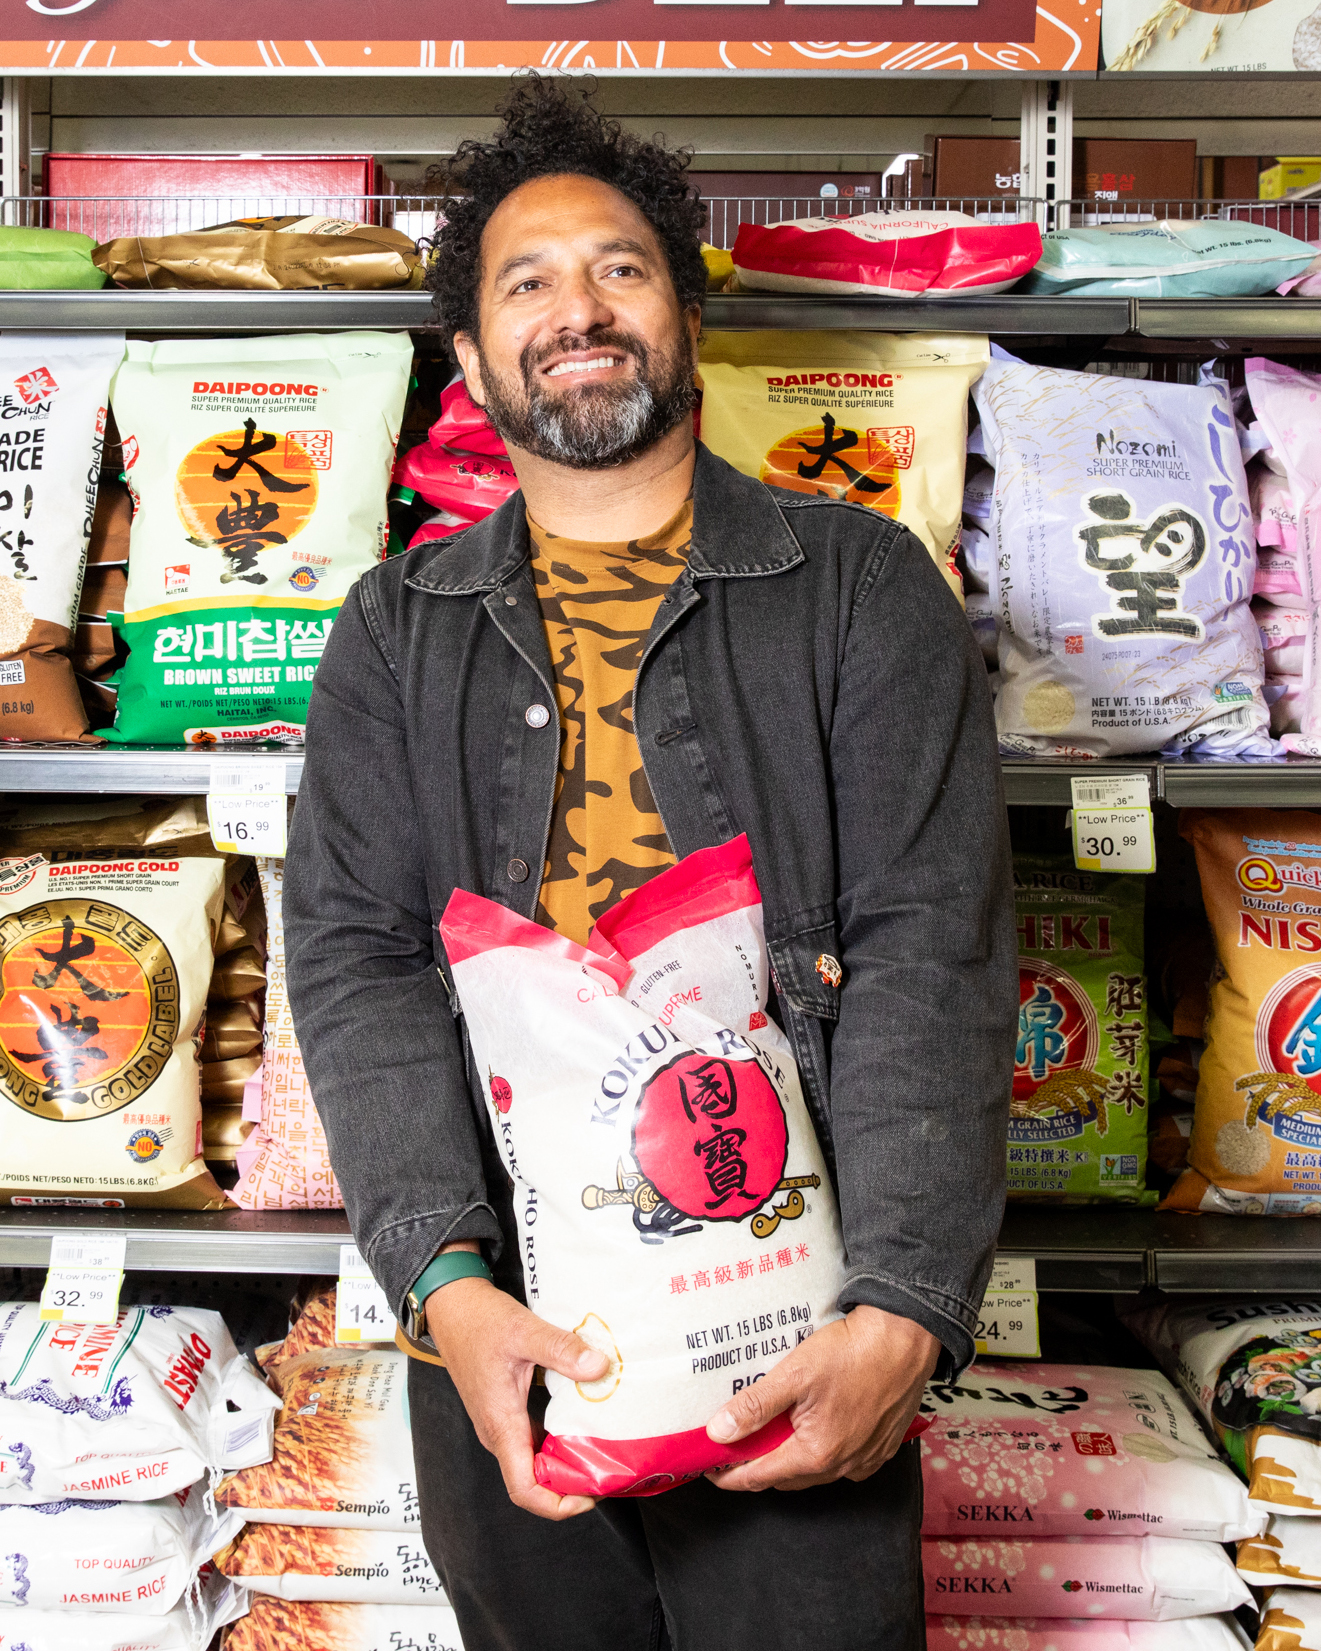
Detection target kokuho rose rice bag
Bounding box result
[699,330,988,601]
[972,361,1269,758]
[1259,1588,1321,1651]
[0,1567,247,1651]
[214,1522,445,1603]
[1011,858,1149,1202]
[105,331,411,746]
[440,835,849,1498]
[925,1618,1250,1651]
[226,1597,463,1651]
[920,1362,1262,1541]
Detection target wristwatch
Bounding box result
[403,1249,493,1342]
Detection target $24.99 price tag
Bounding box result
[975,1257,1040,1359]
[207,759,288,857]
[335,1244,397,1344]
[39,1233,126,1323]
[1069,774,1155,876]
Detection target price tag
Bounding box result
[1069,774,1154,876]
[207,760,288,857]
[39,1233,126,1323]
[975,1257,1040,1359]
[335,1244,397,1344]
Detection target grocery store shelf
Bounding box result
[0,1206,350,1273]
[1137,298,1321,340]
[1000,760,1160,807]
[0,745,301,794]
[996,1206,1151,1292]
[1160,760,1321,807]
[702,294,1133,336]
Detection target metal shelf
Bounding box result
[1136,298,1321,340]
[996,1205,1151,1292]
[1000,760,1160,807]
[1160,760,1321,808]
[0,1206,350,1274]
[0,745,301,794]
[702,294,1132,336]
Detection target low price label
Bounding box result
[1069,774,1155,876]
[975,1257,1040,1359]
[39,1233,126,1324]
[207,759,288,857]
[335,1244,397,1344]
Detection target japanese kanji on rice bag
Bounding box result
[439,835,848,1498]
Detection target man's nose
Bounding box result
[548,269,614,337]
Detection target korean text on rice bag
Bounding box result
[973,361,1269,759]
[699,330,988,601]
[920,1362,1262,1542]
[226,1598,465,1651]
[106,331,411,746]
[1011,857,1149,1202]
[925,1619,1250,1651]
[0,1568,247,1651]
[214,1523,445,1604]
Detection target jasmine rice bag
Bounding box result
[972,361,1270,759]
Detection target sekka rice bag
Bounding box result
[926,1620,1251,1651]
[106,331,411,746]
[214,1522,445,1604]
[440,835,848,1498]
[973,360,1270,759]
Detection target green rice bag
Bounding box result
[0,226,107,290]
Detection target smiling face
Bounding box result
[452,173,700,471]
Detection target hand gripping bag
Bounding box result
[440,835,849,1498]
[225,1597,464,1651]
[926,1619,1251,1651]
[0,1567,248,1651]
[214,1522,445,1603]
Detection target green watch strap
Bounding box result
[408,1251,492,1311]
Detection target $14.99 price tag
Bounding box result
[39,1233,126,1323]
[335,1244,397,1344]
[1069,773,1155,876]
[207,759,288,857]
[975,1257,1040,1359]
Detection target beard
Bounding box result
[475,326,696,470]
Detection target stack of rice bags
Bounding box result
[203,854,267,1172]
[0,1300,278,1649]
[921,1360,1258,1649]
[215,1286,461,1649]
[392,371,517,549]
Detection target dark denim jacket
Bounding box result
[284,442,1017,1374]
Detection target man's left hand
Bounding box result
[703,1305,940,1493]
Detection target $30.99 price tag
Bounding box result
[207,759,288,857]
[1069,774,1155,876]
[975,1257,1040,1359]
[335,1244,397,1344]
[39,1233,126,1323]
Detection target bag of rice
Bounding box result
[217,1346,418,1530]
[440,835,848,1498]
[972,361,1270,759]
[1259,608,1309,678]
[0,1482,241,1612]
[0,852,230,1208]
[225,1597,463,1651]
[105,331,411,746]
[0,334,124,743]
[920,1362,1261,1541]
[1010,858,1149,1202]
[215,1524,444,1604]
[1020,223,1316,299]
[699,331,988,600]
[0,1567,246,1651]
[1259,1588,1321,1650]
[926,1618,1250,1651]
[1269,677,1307,736]
[0,226,108,291]
[1239,1512,1321,1586]
[1251,458,1304,606]
[1121,1297,1321,1516]
[73,482,131,729]
[0,1302,278,1503]
[92,219,422,293]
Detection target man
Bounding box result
[285,74,1015,1651]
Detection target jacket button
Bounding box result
[504,595,518,607]
[525,704,550,728]
[506,858,530,883]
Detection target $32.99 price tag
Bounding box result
[335,1244,397,1344]
[39,1233,126,1323]
[1069,774,1155,876]
[975,1257,1040,1360]
[207,759,288,857]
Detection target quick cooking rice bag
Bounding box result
[0,334,124,743]
[926,1619,1250,1651]
[973,361,1270,759]
[226,1597,464,1651]
[1259,1589,1321,1651]
[440,835,848,1498]
[0,1568,247,1651]
[215,1523,445,1604]
[106,331,411,746]
[920,1362,1262,1541]
[699,330,988,600]
[1011,858,1149,1202]
[1168,810,1321,1214]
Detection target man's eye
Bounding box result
[512,278,543,294]
[605,264,641,278]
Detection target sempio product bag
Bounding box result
[440,836,849,1498]
[106,332,411,746]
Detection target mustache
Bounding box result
[521,329,649,384]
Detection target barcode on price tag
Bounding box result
[335,1244,397,1344]
[39,1232,126,1323]
[975,1258,1039,1359]
[210,759,287,797]
[1069,774,1151,811]
[207,760,288,857]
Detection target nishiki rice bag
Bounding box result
[925,1619,1250,1651]
[106,332,411,746]
[973,361,1270,759]
[440,835,848,1498]
[214,1523,445,1604]
[920,1362,1262,1542]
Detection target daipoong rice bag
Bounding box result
[215,1523,445,1604]
[926,1618,1250,1651]
[0,1303,278,1503]
[1011,858,1149,1203]
[226,1597,463,1651]
[1259,1589,1321,1651]
[699,331,988,600]
[0,334,124,743]
[106,331,411,746]
[440,835,849,1498]
[0,1568,247,1651]
[972,361,1269,759]
[0,853,228,1208]
[1239,1512,1321,1586]
[920,1362,1261,1541]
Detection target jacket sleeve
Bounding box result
[827,525,1017,1377]
[283,577,503,1317]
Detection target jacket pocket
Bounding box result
[767,922,843,1022]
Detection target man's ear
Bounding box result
[452,332,488,408]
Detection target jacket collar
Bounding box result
[404,441,803,597]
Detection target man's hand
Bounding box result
[703,1306,940,1493]
[424,1251,609,1522]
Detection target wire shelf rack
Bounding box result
[1055,197,1321,239]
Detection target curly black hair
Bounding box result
[426,74,707,341]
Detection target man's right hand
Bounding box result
[423,1252,609,1522]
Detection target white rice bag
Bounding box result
[226,1597,463,1651]
[926,1617,1250,1650]
[973,361,1270,759]
[1257,604,1309,676]
[1266,675,1306,735]
[1246,359,1321,607]
[1240,1512,1321,1587]
[215,1522,445,1604]
[0,1566,246,1651]
[1260,1588,1321,1650]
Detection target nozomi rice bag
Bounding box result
[0,1303,278,1503]
[1010,858,1148,1203]
[440,835,848,1499]
[106,331,411,746]
[1260,1588,1321,1650]
[225,1597,464,1651]
[699,330,988,601]
[0,1568,247,1651]
[1020,223,1316,300]
[214,1523,445,1604]
[920,1362,1262,1542]
[973,360,1269,759]
[1239,1512,1321,1587]
[926,1618,1250,1651]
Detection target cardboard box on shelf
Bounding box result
[1072,137,1198,203]
[1201,155,1263,199]
[1260,156,1321,198]
[931,136,1022,199]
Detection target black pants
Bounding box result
[408,1358,926,1651]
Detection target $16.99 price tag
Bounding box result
[207,759,288,857]
[975,1257,1040,1359]
[335,1244,397,1344]
[39,1233,126,1323]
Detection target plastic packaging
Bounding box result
[1021,223,1316,299]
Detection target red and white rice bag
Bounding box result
[440,835,847,1498]
[926,1618,1250,1651]
[393,372,517,549]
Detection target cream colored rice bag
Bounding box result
[1241,1513,1321,1586]
[215,1523,445,1604]
[226,1597,463,1651]
[1259,1588,1321,1651]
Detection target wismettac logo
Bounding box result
[192,381,322,397]
[767,372,894,389]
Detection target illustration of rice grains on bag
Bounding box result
[226,1597,465,1651]
[972,360,1270,758]
[106,331,412,745]
[699,330,988,600]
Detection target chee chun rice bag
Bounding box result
[699,330,988,600]
[106,331,411,746]
[926,1619,1250,1651]
[0,1303,278,1503]
[0,1568,247,1651]
[973,361,1269,759]
[920,1362,1261,1541]
[215,1523,445,1604]
[226,1598,464,1651]
[441,835,848,1498]
[1010,858,1149,1202]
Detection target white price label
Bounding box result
[335,1244,397,1344]
[39,1233,126,1323]
[1069,773,1151,812]
[987,1256,1036,1295]
[975,1292,1040,1359]
[1071,806,1155,875]
[210,759,287,797]
[207,792,287,857]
